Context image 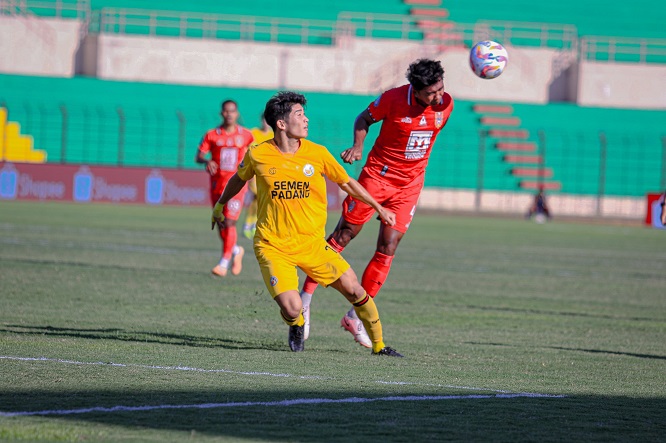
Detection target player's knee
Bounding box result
[377,242,399,256]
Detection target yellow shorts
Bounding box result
[254,238,350,298]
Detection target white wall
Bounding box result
[97,33,423,94]
[438,46,568,104]
[419,187,645,219]
[577,61,666,109]
[0,16,83,77]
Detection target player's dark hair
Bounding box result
[406,59,444,91]
[221,99,237,109]
[263,91,307,132]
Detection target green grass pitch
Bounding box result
[0,200,664,442]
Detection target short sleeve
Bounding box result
[198,133,210,154]
[236,150,254,181]
[367,91,390,122]
[321,147,349,185]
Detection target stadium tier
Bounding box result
[88,0,410,20]
[2,74,664,197]
[440,0,666,40]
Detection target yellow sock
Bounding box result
[352,293,385,353]
[280,310,304,327]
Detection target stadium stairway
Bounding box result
[403,0,465,49]
[473,103,561,192]
[0,107,47,163]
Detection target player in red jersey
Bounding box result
[196,100,254,277]
[299,59,454,347]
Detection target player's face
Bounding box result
[221,103,239,126]
[414,79,445,107]
[282,104,308,138]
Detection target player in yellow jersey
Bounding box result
[211,91,403,356]
[243,114,274,240]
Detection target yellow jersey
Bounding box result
[237,138,349,253]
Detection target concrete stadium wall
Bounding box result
[0,16,83,77]
[577,61,666,110]
[96,33,422,94]
[419,188,645,219]
[438,46,569,104]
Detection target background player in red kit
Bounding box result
[300,59,454,347]
[196,99,254,277]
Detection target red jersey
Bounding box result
[364,84,453,185]
[198,125,254,178]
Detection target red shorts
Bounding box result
[210,174,247,221]
[342,169,423,234]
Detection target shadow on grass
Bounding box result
[0,324,284,352]
[466,341,666,360]
[0,388,664,441]
[462,305,656,322]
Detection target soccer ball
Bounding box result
[469,40,509,79]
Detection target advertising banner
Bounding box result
[0,162,343,210]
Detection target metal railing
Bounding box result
[0,0,89,20]
[435,21,579,51]
[581,36,666,64]
[98,8,341,45]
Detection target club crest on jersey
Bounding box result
[419,116,427,126]
[401,117,412,124]
[303,164,314,177]
[270,276,278,286]
[236,136,244,146]
[435,112,444,129]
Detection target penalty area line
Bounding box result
[0,393,566,417]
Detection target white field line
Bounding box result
[0,355,548,395]
[0,355,566,417]
[0,393,565,417]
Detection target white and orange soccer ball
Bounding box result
[469,40,509,79]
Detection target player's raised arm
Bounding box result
[338,178,396,226]
[211,173,247,229]
[340,109,375,165]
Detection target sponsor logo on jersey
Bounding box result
[419,116,427,126]
[228,199,241,213]
[435,112,444,129]
[216,140,224,146]
[405,130,433,159]
[269,167,277,175]
[236,136,244,146]
[303,164,314,177]
[270,276,278,286]
[401,117,412,124]
[271,181,310,199]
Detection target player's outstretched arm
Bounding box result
[339,178,396,226]
[211,173,247,229]
[340,109,375,164]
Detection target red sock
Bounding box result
[302,238,345,294]
[361,251,394,297]
[221,225,237,260]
